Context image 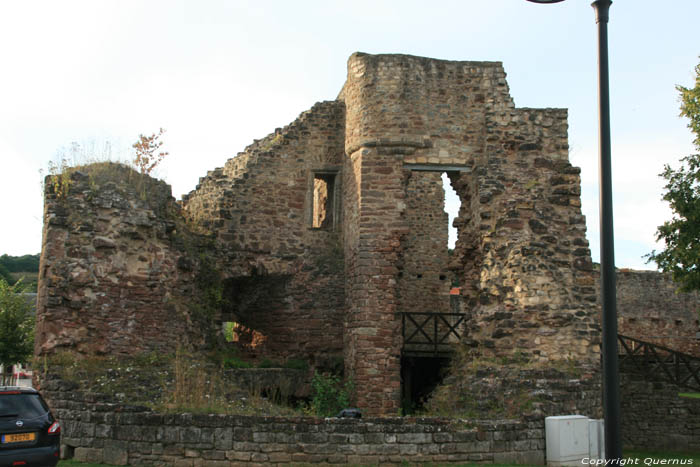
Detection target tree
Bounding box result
[0,279,34,384]
[0,254,40,273]
[647,60,700,291]
[0,263,13,285]
[132,128,169,175]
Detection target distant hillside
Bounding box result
[0,254,40,292]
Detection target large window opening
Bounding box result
[312,173,336,229]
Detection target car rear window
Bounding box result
[0,393,49,419]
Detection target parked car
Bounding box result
[0,386,60,467]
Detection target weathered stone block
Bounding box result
[102,444,128,466]
[74,447,103,464]
[213,427,232,450]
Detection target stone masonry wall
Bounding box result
[612,270,700,356]
[182,100,345,277]
[341,145,405,415]
[36,164,200,356]
[339,53,600,414]
[471,108,598,363]
[44,370,700,465]
[620,370,700,452]
[398,171,451,316]
[181,101,347,365]
[43,378,546,467]
[38,52,605,417]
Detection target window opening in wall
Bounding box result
[221,321,266,349]
[313,173,336,229]
[442,172,461,250]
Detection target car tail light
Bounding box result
[12,461,27,466]
[48,421,60,434]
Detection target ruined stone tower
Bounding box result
[36,53,600,416]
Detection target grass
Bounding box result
[58,461,115,467]
[44,347,302,417]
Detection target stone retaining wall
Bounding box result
[620,371,700,452]
[53,406,544,465]
[44,366,700,465]
[40,368,543,466]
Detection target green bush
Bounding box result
[308,372,354,417]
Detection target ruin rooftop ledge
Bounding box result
[349,51,504,68]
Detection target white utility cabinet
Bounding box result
[545,415,590,466]
[588,419,605,461]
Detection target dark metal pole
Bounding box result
[592,0,622,460]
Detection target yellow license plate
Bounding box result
[2,432,36,443]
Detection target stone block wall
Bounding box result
[613,270,700,356]
[620,371,700,452]
[43,378,545,466]
[469,108,598,364]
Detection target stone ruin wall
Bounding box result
[35,165,201,356]
[338,53,600,413]
[36,52,612,416]
[398,171,451,316]
[180,101,347,367]
[612,270,700,356]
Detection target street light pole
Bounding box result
[524,0,621,460]
[591,0,622,461]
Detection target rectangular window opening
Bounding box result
[313,173,336,229]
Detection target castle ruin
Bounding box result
[37,52,636,416]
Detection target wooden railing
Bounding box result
[398,316,700,389]
[617,334,700,391]
[399,312,466,357]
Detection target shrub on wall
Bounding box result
[307,372,354,417]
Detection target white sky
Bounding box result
[1,0,698,271]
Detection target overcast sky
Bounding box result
[1,0,698,270]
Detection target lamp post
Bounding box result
[525,0,621,461]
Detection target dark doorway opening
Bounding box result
[401,355,451,414]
